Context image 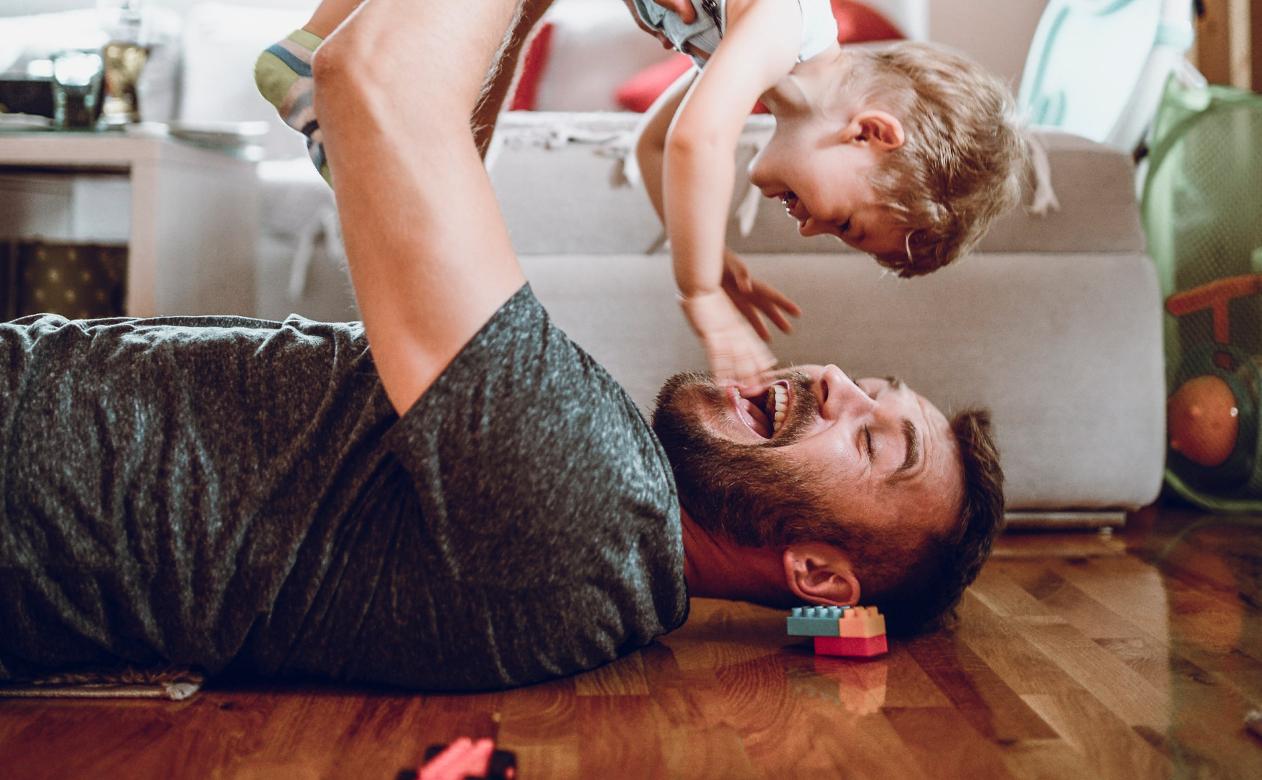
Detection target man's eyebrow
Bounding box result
[889,418,920,482]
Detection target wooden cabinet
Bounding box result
[0,131,258,317]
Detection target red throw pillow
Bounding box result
[614,54,695,114]
[830,0,904,44]
[614,0,905,112]
[509,21,555,111]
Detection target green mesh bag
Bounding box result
[1142,75,1262,510]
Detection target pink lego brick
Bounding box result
[814,634,888,658]
[836,605,886,639]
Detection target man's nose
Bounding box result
[818,364,876,421]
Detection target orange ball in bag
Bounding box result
[1168,374,1240,467]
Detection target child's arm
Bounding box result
[720,251,800,341]
[634,65,696,229]
[660,0,802,381]
[634,2,802,380]
[635,70,800,343]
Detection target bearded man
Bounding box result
[0,0,1002,691]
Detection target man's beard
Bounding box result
[650,370,830,548]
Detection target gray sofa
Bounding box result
[491,113,1166,524]
[263,106,1165,522]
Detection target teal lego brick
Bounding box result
[786,605,851,637]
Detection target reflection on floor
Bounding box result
[1,501,1260,779]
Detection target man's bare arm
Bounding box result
[312,0,528,415]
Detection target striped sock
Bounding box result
[255,29,330,185]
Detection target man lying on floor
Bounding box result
[0,0,1003,692]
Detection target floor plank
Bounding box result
[5,501,1262,779]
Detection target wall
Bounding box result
[0,0,317,16]
[930,0,1049,86]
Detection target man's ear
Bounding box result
[840,110,905,151]
[782,541,861,605]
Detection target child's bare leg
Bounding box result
[471,0,553,158]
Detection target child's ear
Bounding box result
[840,110,905,151]
[782,542,861,605]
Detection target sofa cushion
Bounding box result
[522,250,1165,510]
[977,129,1147,254]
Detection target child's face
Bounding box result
[748,122,907,259]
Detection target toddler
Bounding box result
[256,0,1027,382]
[628,0,1026,381]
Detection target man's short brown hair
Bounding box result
[779,409,1005,636]
[651,374,1005,635]
[863,409,1005,635]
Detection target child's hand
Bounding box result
[721,250,801,342]
[679,289,778,383]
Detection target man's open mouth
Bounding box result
[734,381,790,439]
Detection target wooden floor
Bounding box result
[3,501,1262,779]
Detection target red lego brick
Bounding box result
[814,634,888,658]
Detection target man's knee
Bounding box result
[309,31,355,109]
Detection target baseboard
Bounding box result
[1003,510,1128,530]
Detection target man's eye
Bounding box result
[864,427,874,458]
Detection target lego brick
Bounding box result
[814,634,888,658]
[409,744,517,780]
[836,605,886,639]
[786,605,850,637]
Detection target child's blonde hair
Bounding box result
[842,43,1027,277]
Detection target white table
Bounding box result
[0,131,258,317]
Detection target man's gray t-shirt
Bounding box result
[0,285,688,690]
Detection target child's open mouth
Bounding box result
[779,191,810,230]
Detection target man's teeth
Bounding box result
[766,384,787,435]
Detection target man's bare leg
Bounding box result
[471,0,553,158]
[257,0,544,176]
[305,0,365,37]
[313,0,529,413]
[305,0,556,160]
